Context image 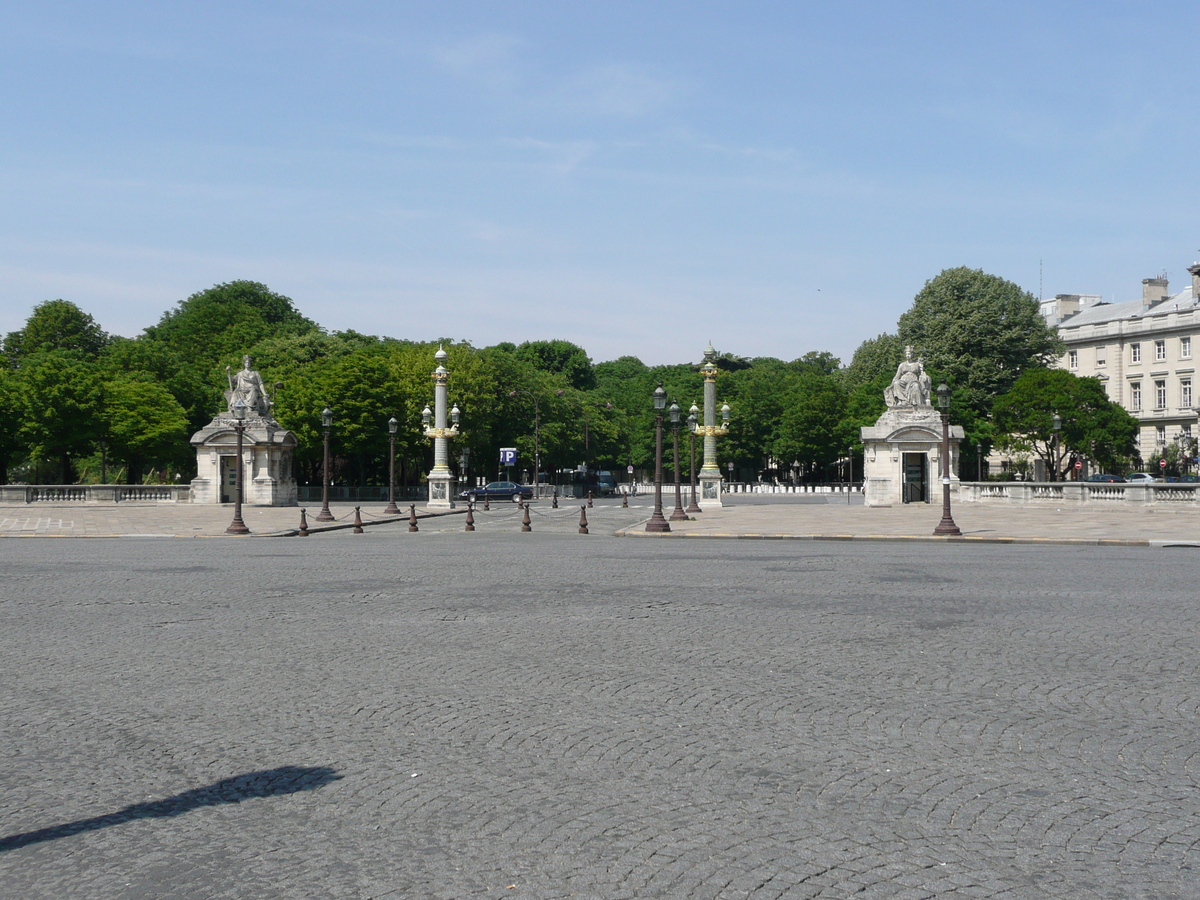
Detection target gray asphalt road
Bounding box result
[1,535,1195,899]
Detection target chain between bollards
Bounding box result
[408,504,419,532]
[578,506,589,534]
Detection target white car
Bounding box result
[1125,472,1161,483]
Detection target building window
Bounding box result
[1131,382,1142,410]
[1131,343,1142,363]
[1157,425,1167,445]
[1184,424,1193,438]
[1182,336,1192,359]
[1183,379,1193,409]
[1096,345,1107,366]
[1155,339,1167,361]
[1068,350,1078,369]
[1155,380,1167,409]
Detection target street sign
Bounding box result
[627,465,634,474]
[1074,460,1082,470]
[1159,458,1167,468]
[499,448,518,466]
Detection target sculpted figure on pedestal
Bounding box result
[884,346,932,410]
[226,355,272,416]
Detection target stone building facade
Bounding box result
[1043,265,1200,466]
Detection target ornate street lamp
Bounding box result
[384,416,400,515]
[225,398,251,534]
[933,383,961,536]
[696,345,732,507]
[668,400,687,521]
[645,383,671,532]
[423,347,461,508]
[686,405,702,514]
[316,405,335,521]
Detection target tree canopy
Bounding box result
[993,370,1139,478]
[4,299,109,362]
[898,267,1063,414]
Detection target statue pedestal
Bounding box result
[861,408,962,507]
[427,472,456,509]
[698,472,724,509]
[190,414,297,506]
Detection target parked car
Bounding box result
[1084,473,1124,483]
[460,481,532,502]
[595,471,619,496]
[1125,472,1161,484]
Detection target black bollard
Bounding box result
[621,492,628,508]
[353,506,364,534]
[521,505,532,532]
[299,507,309,537]
[408,504,419,533]
[578,506,589,534]
[587,491,593,508]
[484,495,490,511]
[551,491,558,509]
[465,505,475,532]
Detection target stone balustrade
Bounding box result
[0,485,192,504]
[957,481,1200,507]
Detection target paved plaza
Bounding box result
[1,516,1198,899]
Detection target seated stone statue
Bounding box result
[884,346,932,409]
[226,355,271,416]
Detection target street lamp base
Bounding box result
[383,500,400,515]
[669,505,688,521]
[933,517,962,536]
[225,519,251,535]
[644,512,671,533]
[314,507,335,522]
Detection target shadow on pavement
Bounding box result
[0,765,341,852]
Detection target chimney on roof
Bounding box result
[1188,264,1200,299]
[1142,275,1168,309]
[1054,294,1082,320]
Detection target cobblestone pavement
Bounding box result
[2,534,1198,899]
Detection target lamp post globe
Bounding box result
[933,383,961,536]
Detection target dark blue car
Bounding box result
[461,481,533,502]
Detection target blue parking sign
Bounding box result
[499,447,518,466]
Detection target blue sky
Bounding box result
[3,1,1198,366]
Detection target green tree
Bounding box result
[898,267,1063,414]
[992,370,1139,479]
[514,340,595,390]
[0,367,22,483]
[100,376,190,483]
[145,281,318,364]
[3,299,109,362]
[16,351,102,481]
[772,373,848,477]
[790,351,841,377]
[844,333,903,388]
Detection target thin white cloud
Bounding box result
[547,62,680,117]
